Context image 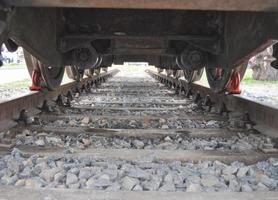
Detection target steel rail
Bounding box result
[0,69,119,131]
[4,0,278,11]
[146,70,278,133]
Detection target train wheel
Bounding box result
[85,69,95,77]
[66,66,84,81]
[23,50,36,76]
[40,65,65,90]
[206,64,247,93]
[157,68,163,73]
[183,68,204,83]
[206,67,232,93]
[173,70,183,79]
[23,50,64,90]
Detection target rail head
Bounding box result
[0,69,119,131]
[146,69,278,133]
[3,0,278,12]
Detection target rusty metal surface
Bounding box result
[147,70,278,131]
[4,0,278,11]
[0,70,119,131]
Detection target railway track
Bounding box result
[0,69,119,132]
[0,69,278,199]
[147,70,278,134]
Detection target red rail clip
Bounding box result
[226,71,241,94]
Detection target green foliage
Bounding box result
[241,69,278,85]
[0,79,30,89]
[1,63,25,69]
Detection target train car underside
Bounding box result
[1,1,278,92]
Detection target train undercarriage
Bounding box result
[0,0,278,92]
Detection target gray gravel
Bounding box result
[45,117,226,129]
[5,128,275,152]
[1,73,278,193]
[0,88,29,101]
[0,148,277,192]
[241,84,278,107]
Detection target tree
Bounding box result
[249,46,278,81]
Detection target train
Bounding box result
[0,0,278,92]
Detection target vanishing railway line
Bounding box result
[1,1,278,199]
[0,69,277,199]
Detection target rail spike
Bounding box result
[193,91,202,104]
[179,81,185,95]
[175,83,181,95]
[65,96,71,107]
[80,85,86,93]
[56,95,64,107]
[17,109,28,125]
[40,100,53,113]
[84,83,91,93]
[33,117,42,125]
[203,95,214,112]
[185,88,193,98]
[66,91,73,101]
[74,87,81,98]
[219,102,229,115]
[242,111,256,129]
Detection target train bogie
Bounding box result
[0,1,278,91]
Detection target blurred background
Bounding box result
[0,45,277,107]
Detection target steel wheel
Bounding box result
[23,50,35,76]
[66,66,84,81]
[206,68,231,93]
[40,65,65,90]
[206,64,247,93]
[23,50,64,90]
[183,68,204,83]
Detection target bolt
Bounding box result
[204,95,213,106]
[204,95,213,112]
[40,100,52,112]
[219,102,229,115]
[65,97,71,107]
[56,95,64,106]
[67,91,73,101]
[17,109,28,125]
[185,89,192,98]
[79,51,89,62]
[193,91,202,103]
[189,51,202,65]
